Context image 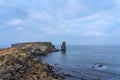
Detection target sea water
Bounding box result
[39,45,120,80]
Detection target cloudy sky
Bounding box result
[0,0,120,45]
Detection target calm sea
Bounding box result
[1,45,120,80]
[39,45,120,80]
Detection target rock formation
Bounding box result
[11,42,58,55]
[61,42,66,52]
[0,42,70,80]
[0,47,61,80]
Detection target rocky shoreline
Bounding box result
[0,42,68,80]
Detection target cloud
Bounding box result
[82,31,109,37]
[43,10,113,36]
[29,11,52,20]
[0,0,120,45]
[23,1,119,38]
[15,27,23,31]
[64,0,83,16]
[40,0,83,20]
[6,19,23,26]
[113,0,120,6]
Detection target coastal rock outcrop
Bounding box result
[61,42,66,52]
[11,42,58,55]
[0,42,70,80]
[92,64,107,70]
[0,48,59,80]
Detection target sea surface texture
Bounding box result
[39,45,120,80]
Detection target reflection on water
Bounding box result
[61,51,66,59]
[61,51,66,54]
[39,46,120,80]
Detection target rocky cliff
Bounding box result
[11,42,58,55]
[0,48,60,80]
[0,42,70,80]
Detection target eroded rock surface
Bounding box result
[0,48,60,80]
[11,42,58,55]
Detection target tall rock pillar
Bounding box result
[61,42,66,51]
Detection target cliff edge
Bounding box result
[11,42,59,55]
[0,42,64,80]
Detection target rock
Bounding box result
[0,47,59,80]
[11,42,58,55]
[1,73,11,80]
[0,42,66,80]
[92,64,107,70]
[64,74,72,77]
[96,78,101,80]
[98,64,103,67]
[0,61,4,66]
[54,63,59,65]
[52,49,60,52]
[61,42,66,52]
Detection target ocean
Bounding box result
[39,45,120,80]
[1,45,120,80]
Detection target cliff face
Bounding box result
[11,42,57,55]
[0,42,68,80]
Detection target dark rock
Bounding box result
[81,78,87,80]
[1,73,11,80]
[54,63,59,65]
[64,74,72,77]
[52,49,61,52]
[96,78,101,80]
[61,42,66,52]
[98,64,103,67]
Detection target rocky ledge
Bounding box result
[0,42,63,80]
[11,42,60,55]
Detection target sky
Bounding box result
[0,0,120,45]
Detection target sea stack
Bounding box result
[61,42,66,51]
